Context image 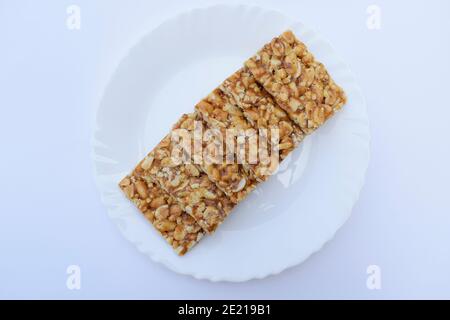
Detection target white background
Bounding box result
[1,0,449,299]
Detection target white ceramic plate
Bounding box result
[92,4,370,282]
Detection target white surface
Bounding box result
[92,5,369,281]
[0,0,449,298]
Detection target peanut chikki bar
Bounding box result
[119,29,347,250]
[196,89,264,177]
[119,175,204,255]
[196,89,252,131]
[196,86,293,182]
[193,112,258,203]
[194,90,259,197]
[221,67,305,179]
[135,114,236,234]
[245,30,346,134]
